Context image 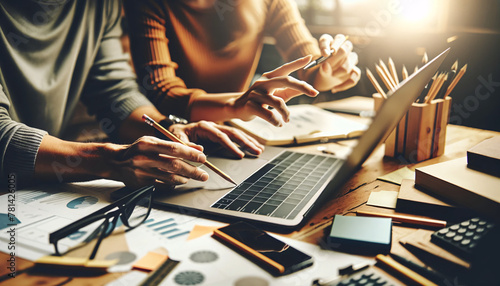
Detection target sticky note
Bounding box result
[367,190,398,209]
[132,251,168,272]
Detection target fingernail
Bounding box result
[310,89,318,96]
[200,172,209,181]
[197,153,206,162]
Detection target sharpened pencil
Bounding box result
[402,65,408,80]
[143,114,237,185]
[366,68,387,99]
[445,64,467,97]
[376,64,396,91]
[388,57,399,84]
[379,59,397,88]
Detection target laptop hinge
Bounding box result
[303,204,315,218]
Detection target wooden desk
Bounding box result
[1,122,498,285]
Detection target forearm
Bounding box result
[34,135,124,183]
[188,92,243,122]
[117,105,166,142]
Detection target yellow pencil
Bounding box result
[388,57,399,84]
[422,52,428,65]
[376,64,396,91]
[143,114,237,185]
[445,64,467,97]
[402,65,408,80]
[366,68,387,99]
[379,59,397,88]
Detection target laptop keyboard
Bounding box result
[211,151,339,219]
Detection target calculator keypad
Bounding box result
[431,217,495,259]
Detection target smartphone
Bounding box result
[212,221,313,276]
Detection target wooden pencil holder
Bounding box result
[373,93,452,162]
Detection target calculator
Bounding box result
[431,217,496,260]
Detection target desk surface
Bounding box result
[1,109,499,285]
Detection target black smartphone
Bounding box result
[212,221,314,276]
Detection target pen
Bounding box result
[304,36,349,70]
[143,114,237,185]
[376,254,438,286]
[389,253,448,285]
[356,210,447,228]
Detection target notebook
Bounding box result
[228,105,368,145]
[152,49,449,230]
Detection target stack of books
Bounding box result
[413,137,500,220]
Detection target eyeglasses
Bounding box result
[49,185,155,260]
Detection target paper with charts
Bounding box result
[229,104,368,145]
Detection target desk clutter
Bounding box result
[368,55,467,162]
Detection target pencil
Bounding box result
[389,253,448,285]
[388,57,399,84]
[422,52,428,65]
[143,114,237,185]
[376,64,395,91]
[402,65,408,80]
[426,73,446,103]
[304,36,349,70]
[366,68,387,99]
[376,255,439,286]
[379,59,397,88]
[424,73,444,103]
[445,64,467,97]
[356,210,447,228]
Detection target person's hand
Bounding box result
[113,136,209,188]
[318,34,361,93]
[229,55,319,127]
[169,121,264,159]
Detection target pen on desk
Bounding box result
[303,36,349,70]
[142,114,237,185]
[389,253,448,285]
[356,210,447,228]
[376,254,438,286]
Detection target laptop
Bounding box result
[152,48,450,230]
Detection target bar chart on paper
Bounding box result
[139,209,198,242]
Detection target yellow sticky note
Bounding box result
[132,251,168,272]
[367,190,398,209]
[378,167,415,185]
[187,225,225,241]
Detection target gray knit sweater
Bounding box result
[0,0,152,183]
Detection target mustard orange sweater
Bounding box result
[124,0,322,119]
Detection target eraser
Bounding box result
[328,215,392,254]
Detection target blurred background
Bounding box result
[258,0,500,132]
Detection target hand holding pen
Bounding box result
[304,34,361,93]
